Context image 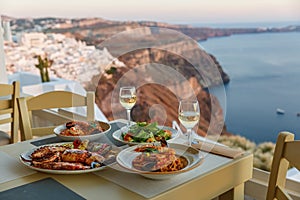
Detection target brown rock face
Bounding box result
[117,48,229,87]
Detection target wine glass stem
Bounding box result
[126,109,131,128]
[187,128,192,146]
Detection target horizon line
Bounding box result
[1,14,300,26]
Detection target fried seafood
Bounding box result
[27,140,116,170]
[32,161,90,170]
[87,142,111,155]
[31,146,69,159]
[61,149,105,165]
[85,152,106,166]
[61,149,91,163]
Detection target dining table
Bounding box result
[0,119,253,200]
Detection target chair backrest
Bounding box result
[0,81,20,144]
[266,131,300,200]
[18,91,95,141]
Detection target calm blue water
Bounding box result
[190,21,299,28]
[200,32,300,143]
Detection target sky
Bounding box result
[0,0,300,24]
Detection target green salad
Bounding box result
[121,122,172,143]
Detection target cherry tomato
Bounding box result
[124,134,133,142]
[73,139,81,149]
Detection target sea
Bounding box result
[197,24,300,144]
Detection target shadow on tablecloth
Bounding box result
[0,177,85,200]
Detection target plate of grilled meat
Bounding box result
[19,140,119,174]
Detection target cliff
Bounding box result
[117,48,230,87]
[91,66,230,137]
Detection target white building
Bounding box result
[5,32,125,88]
[20,32,47,47]
[3,21,12,42]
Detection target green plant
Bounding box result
[105,66,117,75]
[253,142,275,171]
[35,55,53,82]
[208,134,276,171]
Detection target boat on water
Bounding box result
[276,108,285,114]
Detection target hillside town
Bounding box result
[2,20,125,86]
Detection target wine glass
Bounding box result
[178,100,200,146]
[119,86,137,128]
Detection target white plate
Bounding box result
[19,142,113,174]
[116,143,203,179]
[112,126,179,145]
[53,121,111,141]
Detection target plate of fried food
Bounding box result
[20,140,119,174]
[54,121,111,141]
[116,143,203,179]
[112,122,179,145]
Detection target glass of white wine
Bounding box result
[178,99,200,146]
[119,86,137,128]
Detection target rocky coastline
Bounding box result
[6,16,299,137]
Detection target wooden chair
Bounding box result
[266,132,300,200]
[0,81,20,145]
[18,91,95,141]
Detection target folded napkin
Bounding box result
[191,140,244,159]
[0,151,36,184]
